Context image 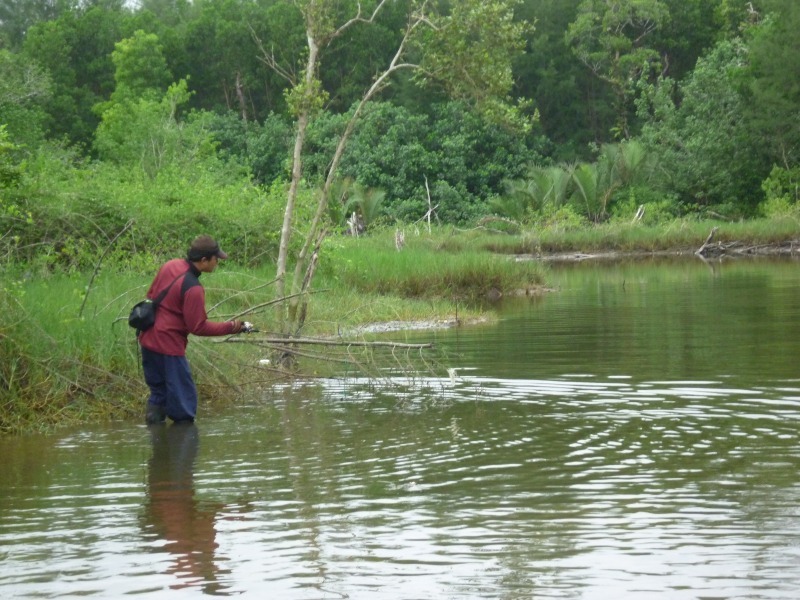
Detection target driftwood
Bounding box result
[695,227,719,256]
[695,227,800,258]
[221,333,436,378]
[223,335,432,350]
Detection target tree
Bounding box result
[176,0,294,118]
[638,38,765,213]
[566,0,670,139]
[652,0,723,80]
[254,0,532,336]
[306,100,542,223]
[0,0,78,50]
[743,1,800,170]
[94,31,203,179]
[137,0,192,26]
[513,0,614,159]
[106,29,171,104]
[22,4,132,148]
[0,49,51,148]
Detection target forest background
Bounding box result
[1,0,799,432]
[1,0,799,269]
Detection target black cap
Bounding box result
[187,235,228,261]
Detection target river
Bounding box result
[2,256,800,599]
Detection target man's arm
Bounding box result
[182,287,241,336]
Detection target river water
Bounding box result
[2,257,800,599]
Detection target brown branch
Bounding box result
[79,219,134,319]
[221,336,432,349]
[695,226,719,256]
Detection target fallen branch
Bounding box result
[222,335,433,349]
[695,226,719,256]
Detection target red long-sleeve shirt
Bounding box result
[138,259,236,356]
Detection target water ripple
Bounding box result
[2,372,800,598]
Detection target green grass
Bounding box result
[479,215,800,255]
[320,229,546,299]
[4,215,799,435]
[1,239,544,434]
[0,266,278,435]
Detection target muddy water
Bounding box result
[2,257,800,599]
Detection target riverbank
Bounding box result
[3,217,800,435]
[526,239,800,262]
[0,230,545,435]
[476,215,800,255]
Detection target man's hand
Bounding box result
[232,320,257,334]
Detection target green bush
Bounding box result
[4,142,283,271]
[760,165,800,217]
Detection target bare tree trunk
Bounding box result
[286,32,419,323]
[275,34,319,330]
[235,71,247,121]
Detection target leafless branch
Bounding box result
[326,0,392,45]
[250,24,297,84]
[79,219,134,319]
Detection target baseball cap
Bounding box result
[187,235,228,261]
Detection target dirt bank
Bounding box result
[520,238,800,263]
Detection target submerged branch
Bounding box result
[222,336,433,350]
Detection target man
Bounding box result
[139,235,253,425]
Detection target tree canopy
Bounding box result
[0,0,797,235]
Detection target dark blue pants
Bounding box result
[141,346,198,422]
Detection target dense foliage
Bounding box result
[0,0,798,270]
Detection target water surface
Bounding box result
[2,257,800,599]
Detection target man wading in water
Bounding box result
[139,235,254,425]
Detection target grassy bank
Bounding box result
[477,215,800,255]
[4,216,799,435]
[0,230,545,435]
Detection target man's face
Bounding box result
[198,255,219,273]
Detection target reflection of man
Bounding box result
[142,424,229,594]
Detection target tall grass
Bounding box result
[0,266,278,435]
[6,216,797,435]
[479,216,800,255]
[320,230,547,299]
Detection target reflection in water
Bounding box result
[4,259,800,598]
[142,424,230,596]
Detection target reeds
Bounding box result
[5,216,797,434]
[320,229,546,300]
[0,268,272,434]
[480,216,800,255]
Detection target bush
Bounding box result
[306,101,545,224]
[760,165,800,217]
[610,187,680,225]
[5,144,283,271]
